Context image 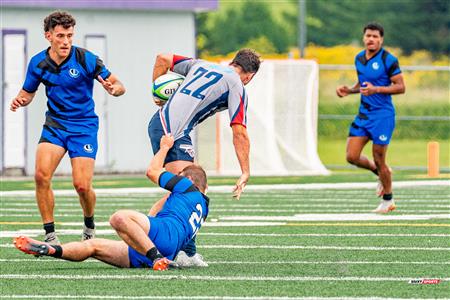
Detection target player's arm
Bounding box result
[360,74,405,96]
[153,54,173,81]
[10,89,36,112]
[97,74,126,97]
[146,134,174,184]
[336,82,360,97]
[231,124,250,200]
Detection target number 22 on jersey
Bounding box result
[189,203,203,237]
[180,67,223,100]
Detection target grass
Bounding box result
[0,181,449,299]
[318,138,450,169]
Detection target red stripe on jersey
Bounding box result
[170,55,191,71]
[230,95,246,128]
[159,109,169,135]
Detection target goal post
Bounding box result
[196,59,329,176]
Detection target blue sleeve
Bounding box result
[86,50,111,80]
[386,54,401,78]
[22,59,41,93]
[158,171,195,193]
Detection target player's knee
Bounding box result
[109,211,128,229]
[346,153,358,165]
[34,169,52,187]
[73,180,90,194]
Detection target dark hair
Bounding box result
[231,48,261,74]
[44,11,76,32]
[363,22,384,37]
[180,165,207,192]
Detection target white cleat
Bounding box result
[175,251,208,267]
[373,199,396,214]
[44,232,61,245]
[82,225,95,241]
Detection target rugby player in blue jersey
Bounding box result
[336,23,405,213]
[14,134,209,271]
[148,49,261,266]
[10,11,125,244]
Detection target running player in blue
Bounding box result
[13,134,209,271]
[148,49,261,266]
[10,11,125,244]
[336,22,405,213]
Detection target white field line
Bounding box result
[3,230,450,238]
[1,243,449,251]
[1,180,448,197]
[2,230,450,238]
[1,296,449,300]
[1,258,449,266]
[2,199,450,206]
[0,274,449,282]
[220,214,450,221]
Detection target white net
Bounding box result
[196,59,329,176]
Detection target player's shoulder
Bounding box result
[355,50,366,59]
[381,48,399,63]
[29,49,48,66]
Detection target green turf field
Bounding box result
[1,178,449,299]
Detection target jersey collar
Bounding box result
[45,46,74,71]
[358,48,384,65]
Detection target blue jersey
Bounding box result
[23,46,111,133]
[355,48,401,118]
[157,171,209,247]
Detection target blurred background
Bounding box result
[1,0,449,176]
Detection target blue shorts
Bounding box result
[349,115,395,145]
[148,112,195,164]
[39,125,98,159]
[128,216,184,268]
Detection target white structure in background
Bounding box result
[0,0,216,175]
[197,60,329,175]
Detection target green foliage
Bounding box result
[196,0,289,55]
[197,0,449,56]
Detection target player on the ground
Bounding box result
[10,11,126,244]
[336,22,405,213]
[14,134,209,271]
[148,48,261,266]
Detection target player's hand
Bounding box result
[336,85,351,97]
[153,97,166,107]
[160,134,174,151]
[360,82,377,96]
[98,75,119,96]
[10,96,29,112]
[232,173,249,200]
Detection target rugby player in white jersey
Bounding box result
[148,49,261,267]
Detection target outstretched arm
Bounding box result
[146,134,174,184]
[231,124,250,200]
[10,89,36,111]
[97,74,126,97]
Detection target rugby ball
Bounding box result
[152,73,185,102]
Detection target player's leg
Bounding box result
[71,157,96,240]
[34,142,66,245]
[14,236,130,268]
[67,131,98,240]
[346,136,377,172]
[371,117,395,213]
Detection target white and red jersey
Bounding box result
[159,55,248,140]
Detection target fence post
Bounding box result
[427,141,440,177]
